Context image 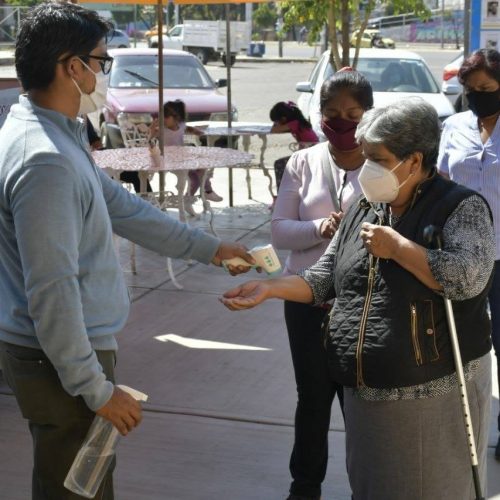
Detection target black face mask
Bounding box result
[466,89,500,118]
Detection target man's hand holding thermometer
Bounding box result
[222,244,282,275]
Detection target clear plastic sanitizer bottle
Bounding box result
[64,385,148,499]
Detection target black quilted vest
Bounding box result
[327,172,493,388]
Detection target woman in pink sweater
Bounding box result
[271,69,373,500]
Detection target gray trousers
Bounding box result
[0,341,116,500]
[344,353,491,500]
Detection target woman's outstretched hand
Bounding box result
[220,280,270,310]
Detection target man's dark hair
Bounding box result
[16,2,112,91]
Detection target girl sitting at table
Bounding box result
[150,100,223,216]
[270,101,319,194]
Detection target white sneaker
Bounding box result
[183,197,197,217]
[204,191,223,202]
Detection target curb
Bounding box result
[0,54,317,67]
[236,56,318,63]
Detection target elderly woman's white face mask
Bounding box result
[358,158,413,203]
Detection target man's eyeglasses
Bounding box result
[81,55,114,75]
[58,54,114,75]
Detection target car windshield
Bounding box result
[325,57,440,93]
[109,55,215,89]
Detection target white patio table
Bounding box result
[187,121,274,203]
[92,145,253,288]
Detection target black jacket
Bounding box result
[327,172,493,388]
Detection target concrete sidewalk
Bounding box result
[0,167,499,499]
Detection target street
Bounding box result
[205,46,461,123]
[0,45,461,120]
[0,44,464,203]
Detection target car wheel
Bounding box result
[194,48,209,65]
[118,45,127,48]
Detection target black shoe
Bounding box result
[495,435,500,460]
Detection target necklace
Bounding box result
[328,144,364,171]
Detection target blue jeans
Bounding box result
[284,301,343,498]
[488,260,500,432]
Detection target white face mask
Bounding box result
[72,58,108,115]
[358,158,412,203]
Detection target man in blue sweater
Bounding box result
[0,3,253,498]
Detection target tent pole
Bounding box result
[133,4,137,48]
[225,3,234,207]
[158,0,165,198]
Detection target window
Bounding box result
[322,57,440,93]
[109,55,215,89]
[168,26,182,37]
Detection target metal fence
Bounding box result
[0,6,28,43]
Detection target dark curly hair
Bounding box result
[164,100,187,122]
[458,48,500,86]
[16,2,112,91]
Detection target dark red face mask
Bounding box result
[321,117,359,151]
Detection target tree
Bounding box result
[282,0,430,70]
[443,9,462,49]
[253,2,277,31]
[178,4,244,22]
[5,0,41,6]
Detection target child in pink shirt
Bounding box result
[150,100,223,216]
[270,101,319,193]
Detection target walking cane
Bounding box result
[423,225,485,500]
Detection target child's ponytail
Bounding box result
[270,101,312,130]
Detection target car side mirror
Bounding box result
[216,78,227,88]
[443,84,460,96]
[296,81,313,93]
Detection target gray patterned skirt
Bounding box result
[343,353,491,500]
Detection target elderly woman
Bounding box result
[438,48,500,460]
[221,98,494,499]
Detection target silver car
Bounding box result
[296,49,456,140]
[107,29,130,49]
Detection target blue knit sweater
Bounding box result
[0,96,220,410]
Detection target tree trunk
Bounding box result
[327,0,341,70]
[340,0,350,67]
[352,0,376,69]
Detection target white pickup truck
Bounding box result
[148,20,251,66]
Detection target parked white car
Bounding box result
[296,49,456,140]
[107,29,130,49]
